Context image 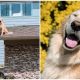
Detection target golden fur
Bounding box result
[42,10,80,79]
[0,18,8,35]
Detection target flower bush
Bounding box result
[40,1,80,72]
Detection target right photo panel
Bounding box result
[40,1,80,79]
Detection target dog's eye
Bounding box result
[73,14,77,17]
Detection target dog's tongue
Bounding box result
[66,38,78,48]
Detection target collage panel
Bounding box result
[0,1,40,79]
[41,1,80,79]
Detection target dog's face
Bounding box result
[63,10,80,51]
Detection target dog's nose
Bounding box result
[71,21,80,31]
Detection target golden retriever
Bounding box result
[42,10,80,79]
[0,18,8,35]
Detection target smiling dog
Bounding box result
[42,10,80,79]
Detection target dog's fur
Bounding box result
[42,10,80,79]
[0,18,8,35]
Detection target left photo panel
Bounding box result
[0,1,40,79]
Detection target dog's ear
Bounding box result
[56,15,70,35]
[62,16,70,27]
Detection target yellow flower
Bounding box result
[40,47,47,72]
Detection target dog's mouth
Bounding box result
[63,32,80,50]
